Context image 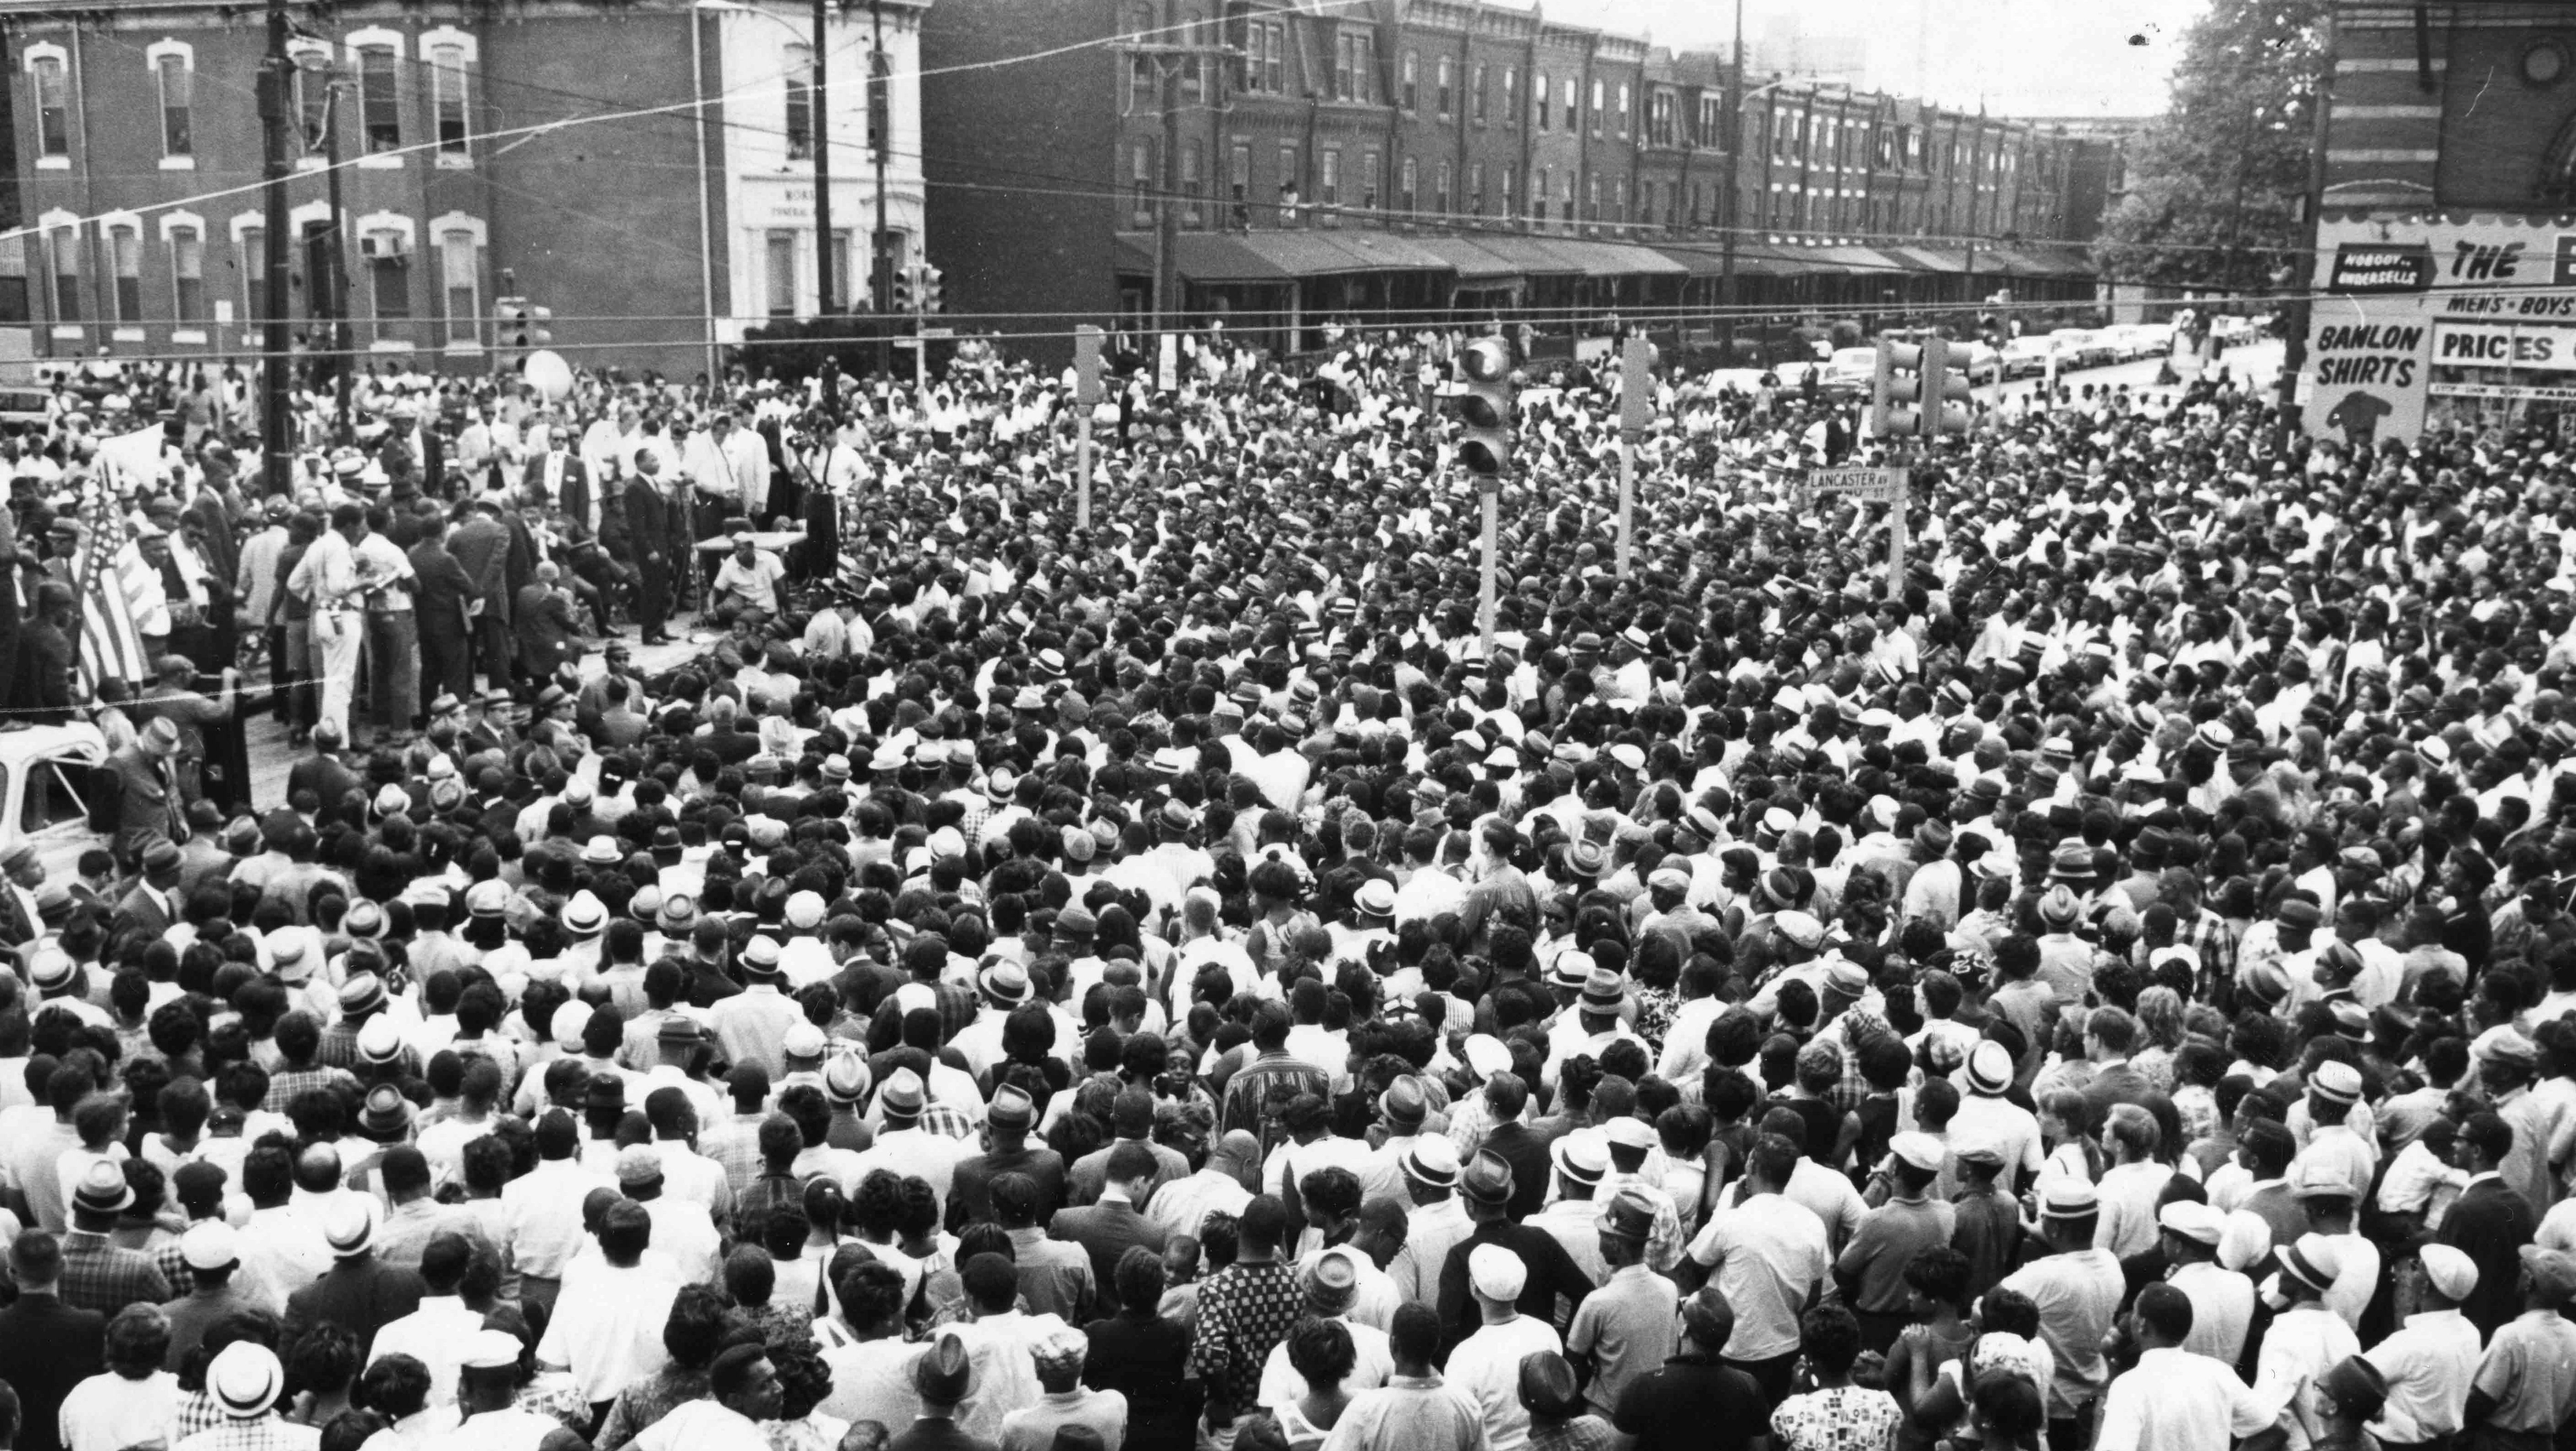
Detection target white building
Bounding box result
[706,0,928,340]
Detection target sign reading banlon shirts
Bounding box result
[2305,213,2576,444]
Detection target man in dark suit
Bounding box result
[0,1231,106,1451]
[2437,1110,2538,1339]
[286,724,364,829]
[1048,1139,1169,1314]
[111,841,185,948]
[624,456,675,644]
[948,1086,1065,1232]
[523,435,591,532]
[446,500,516,691]
[407,510,481,712]
[284,1193,426,1360]
[104,717,186,870]
[11,580,74,725]
[513,565,582,682]
[1476,1073,1553,1221]
[890,1332,991,1451]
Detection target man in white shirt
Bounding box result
[632,1343,782,1451]
[366,1234,486,1406]
[1441,1246,1561,1451]
[2095,1283,2285,1451]
[2155,1202,2255,1367]
[2364,1245,2484,1450]
[534,1199,679,1411]
[1998,1178,2128,1440]
[709,532,788,623]
[1681,1134,1829,1403]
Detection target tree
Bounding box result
[2088,0,2329,294]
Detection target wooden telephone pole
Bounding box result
[1115,25,1234,335]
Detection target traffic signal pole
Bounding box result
[1478,485,1498,661]
[1073,324,1103,528]
[1616,335,1651,576]
[258,0,293,495]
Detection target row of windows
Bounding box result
[23,32,474,168]
[22,214,488,347]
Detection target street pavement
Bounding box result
[1979,338,2287,411]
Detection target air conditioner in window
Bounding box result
[359,234,409,261]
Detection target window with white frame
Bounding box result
[1397,156,1415,214]
[237,223,267,331]
[1435,56,1452,118]
[46,223,79,323]
[784,43,814,161]
[429,43,470,159]
[107,223,143,325]
[151,44,194,159]
[1434,161,1450,215]
[356,41,400,152]
[440,227,480,346]
[27,49,70,160]
[167,222,205,326]
[765,232,797,316]
[289,41,332,151]
[359,222,412,337]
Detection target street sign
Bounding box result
[1798,465,1908,505]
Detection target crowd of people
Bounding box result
[0,323,2565,1451]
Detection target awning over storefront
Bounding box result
[1885,246,1972,274]
[1462,234,1586,276]
[1412,236,1526,281]
[1112,229,1456,283]
[1530,238,1690,278]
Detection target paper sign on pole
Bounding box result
[1157,334,1179,393]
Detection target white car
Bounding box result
[2049,328,2114,367]
[1959,341,2005,386]
[1826,347,1881,389]
[0,723,114,885]
[2000,336,2060,379]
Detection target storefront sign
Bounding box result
[2305,216,2576,443]
[2327,243,2433,293]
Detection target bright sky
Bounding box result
[1540,0,2209,119]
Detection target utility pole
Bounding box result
[814,0,835,319]
[1718,0,1743,353]
[1116,29,1230,337]
[257,0,293,494]
[870,0,892,376]
[323,71,353,446]
[1158,49,1180,333]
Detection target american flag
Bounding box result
[70,484,150,700]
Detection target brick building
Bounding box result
[924,0,2115,362]
[0,0,929,380]
[2302,0,2576,443]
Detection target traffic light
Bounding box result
[1870,337,1971,440]
[496,296,529,349]
[529,305,553,347]
[1454,337,1514,481]
[1074,324,1104,405]
[890,267,913,315]
[917,264,942,315]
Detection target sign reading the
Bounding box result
[2327,243,2434,294]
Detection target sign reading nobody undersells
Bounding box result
[1796,466,1908,505]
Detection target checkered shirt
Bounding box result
[262,1063,355,1115]
[172,1411,317,1451]
[58,1228,174,1316]
[1187,1259,1304,1424]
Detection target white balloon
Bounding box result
[523,349,573,401]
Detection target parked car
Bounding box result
[1959,341,2005,386]
[1825,347,1881,390]
[2049,328,2114,367]
[2000,336,2060,379]
[0,724,114,886]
